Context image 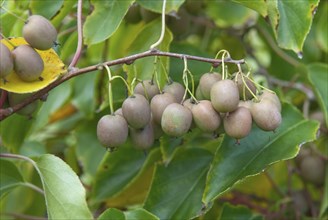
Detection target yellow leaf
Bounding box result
[0,37,67,94]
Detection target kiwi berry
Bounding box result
[12,45,44,82]
[130,123,155,150]
[223,106,252,140]
[259,91,281,112]
[161,103,192,137]
[250,99,281,131]
[195,85,205,100]
[8,92,39,117]
[97,114,128,148]
[199,72,222,100]
[0,42,14,80]
[235,74,257,100]
[210,79,240,113]
[122,94,151,129]
[192,100,221,132]
[163,81,185,103]
[183,98,196,129]
[23,15,57,50]
[300,155,325,185]
[134,79,159,100]
[114,108,123,117]
[150,92,177,124]
[238,100,252,110]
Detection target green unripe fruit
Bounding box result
[23,15,57,50]
[163,81,185,103]
[125,3,142,24]
[161,103,192,137]
[210,79,239,113]
[97,114,129,148]
[235,74,257,100]
[250,100,281,131]
[122,94,151,129]
[134,79,160,101]
[130,123,154,150]
[199,72,222,100]
[300,155,325,185]
[0,42,14,79]
[223,107,252,140]
[192,100,221,132]
[150,92,176,124]
[8,92,39,117]
[259,91,281,112]
[12,45,44,82]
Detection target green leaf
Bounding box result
[307,63,328,127]
[124,19,173,89]
[51,0,76,28]
[320,165,328,218]
[207,1,258,28]
[202,103,319,204]
[35,154,93,219]
[91,144,146,202]
[83,0,134,45]
[0,114,33,153]
[98,208,125,220]
[75,116,107,180]
[72,73,97,118]
[232,0,268,17]
[219,203,264,220]
[125,209,159,220]
[315,2,328,53]
[268,0,320,55]
[0,159,24,198]
[144,148,213,220]
[30,0,64,19]
[106,148,161,207]
[137,0,185,13]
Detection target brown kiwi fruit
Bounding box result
[12,45,44,82]
[97,114,129,148]
[122,94,151,129]
[161,103,192,137]
[210,79,239,113]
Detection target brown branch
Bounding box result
[0,49,245,121]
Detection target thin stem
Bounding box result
[103,65,114,114]
[0,49,245,121]
[68,0,83,68]
[0,6,26,22]
[150,0,167,49]
[110,75,133,95]
[20,182,45,195]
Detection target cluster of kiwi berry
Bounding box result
[97,68,282,151]
[0,15,57,118]
[0,15,57,82]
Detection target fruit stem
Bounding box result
[0,6,26,22]
[0,33,17,48]
[182,56,198,103]
[110,75,133,96]
[140,80,150,101]
[103,65,114,114]
[246,77,276,98]
[150,0,167,49]
[158,57,170,84]
[153,56,163,93]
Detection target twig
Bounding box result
[68,0,83,68]
[0,49,245,121]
